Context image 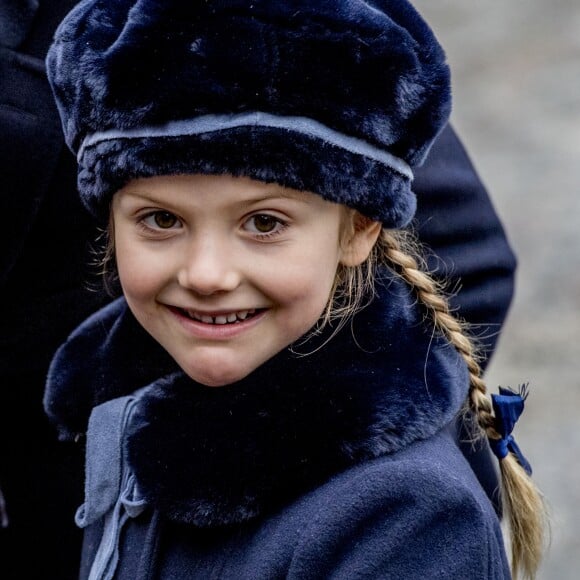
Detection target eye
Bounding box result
[244,214,287,237]
[247,214,281,234]
[142,211,181,230]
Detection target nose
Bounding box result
[177,234,241,295]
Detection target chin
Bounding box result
[180,362,255,388]
[172,346,273,388]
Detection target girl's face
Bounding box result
[112,174,378,387]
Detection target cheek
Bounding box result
[115,243,168,303]
[268,255,338,316]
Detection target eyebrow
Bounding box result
[119,185,313,207]
[242,189,312,204]
[115,190,167,208]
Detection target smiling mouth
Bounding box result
[177,308,263,325]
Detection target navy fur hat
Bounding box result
[47,0,451,226]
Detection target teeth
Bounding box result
[183,308,259,325]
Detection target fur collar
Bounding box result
[45,271,468,527]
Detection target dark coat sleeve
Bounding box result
[0,0,82,284]
[0,31,65,285]
[413,123,517,367]
[413,124,515,511]
[0,0,109,374]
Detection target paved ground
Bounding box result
[413,1,580,577]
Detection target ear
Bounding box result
[339,211,382,267]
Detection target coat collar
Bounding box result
[45,270,468,526]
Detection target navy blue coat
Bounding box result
[45,276,511,579]
[84,429,509,579]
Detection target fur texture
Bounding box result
[45,270,468,527]
[46,0,451,225]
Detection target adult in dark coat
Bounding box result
[0,2,107,578]
[0,1,515,578]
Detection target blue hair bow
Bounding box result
[489,385,533,475]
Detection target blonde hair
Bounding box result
[322,226,547,579]
[93,218,120,296]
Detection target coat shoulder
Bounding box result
[280,429,511,579]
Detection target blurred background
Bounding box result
[413,1,580,578]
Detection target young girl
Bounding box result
[44,1,546,578]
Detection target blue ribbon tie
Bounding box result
[489,385,533,475]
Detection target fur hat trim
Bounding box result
[78,113,413,180]
[78,111,416,224]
